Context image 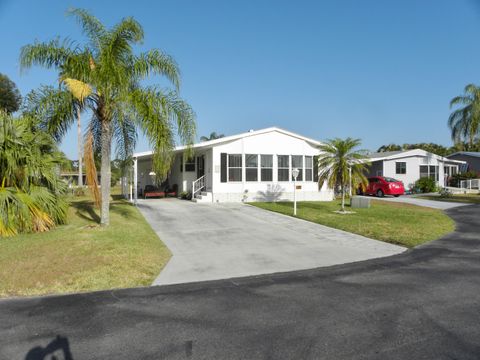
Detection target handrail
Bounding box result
[460,179,480,189]
[192,175,206,198]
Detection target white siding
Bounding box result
[209,131,332,202]
[383,156,448,188]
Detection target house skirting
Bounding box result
[211,190,334,203]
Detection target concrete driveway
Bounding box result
[137,199,404,285]
[358,195,469,210]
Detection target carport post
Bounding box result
[133,157,138,205]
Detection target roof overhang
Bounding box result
[133,127,323,159]
[369,149,466,164]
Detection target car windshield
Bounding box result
[384,177,400,183]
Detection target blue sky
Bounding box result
[1,0,480,158]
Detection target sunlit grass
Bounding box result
[251,200,455,248]
[0,191,170,297]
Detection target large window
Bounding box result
[228,154,242,181]
[292,155,303,181]
[185,157,195,172]
[245,154,258,182]
[305,156,313,181]
[420,165,438,181]
[261,155,273,181]
[396,162,406,174]
[420,165,429,178]
[278,155,290,181]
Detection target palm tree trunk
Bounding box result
[100,119,112,226]
[77,110,83,187]
[341,184,345,212]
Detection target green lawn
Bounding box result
[416,193,480,204]
[0,194,171,297]
[251,200,455,248]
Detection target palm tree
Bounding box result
[448,84,480,147]
[20,8,196,226]
[200,131,224,141]
[317,138,370,212]
[376,144,402,152]
[0,111,68,236]
[24,85,85,187]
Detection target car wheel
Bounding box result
[376,189,384,197]
[394,195,400,197]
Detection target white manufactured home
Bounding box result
[367,149,466,189]
[131,127,333,203]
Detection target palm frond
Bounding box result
[133,50,180,90]
[67,8,106,50]
[129,87,196,179]
[20,38,79,72]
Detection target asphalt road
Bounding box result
[1,205,480,359]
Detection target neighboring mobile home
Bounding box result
[446,152,480,175]
[366,149,466,189]
[131,127,333,203]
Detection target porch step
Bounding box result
[193,191,213,203]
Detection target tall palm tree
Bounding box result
[448,84,480,147]
[20,8,196,226]
[317,138,370,212]
[200,131,224,141]
[0,111,68,236]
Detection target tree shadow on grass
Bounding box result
[110,200,133,218]
[70,196,134,224]
[70,200,101,223]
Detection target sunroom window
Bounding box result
[305,156,313,181]
[292,155,303,181]
[261,155,273,181]
[245,154,258,182]
[278,155,290,181]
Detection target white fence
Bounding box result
[460,179,480,190]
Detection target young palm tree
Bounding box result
[317,138,370,212]
[20,9,196,226]
[448,84,480,147]
[0,111,68,236]
[200,131,225,141]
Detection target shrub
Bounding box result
[438,187,452,198]
[179,191,191,200]
[0,112,68,236]
[415,177,437,193]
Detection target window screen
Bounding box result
[278,155,290,181]
[261,155,273,181]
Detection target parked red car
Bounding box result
[361,176,405,197]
